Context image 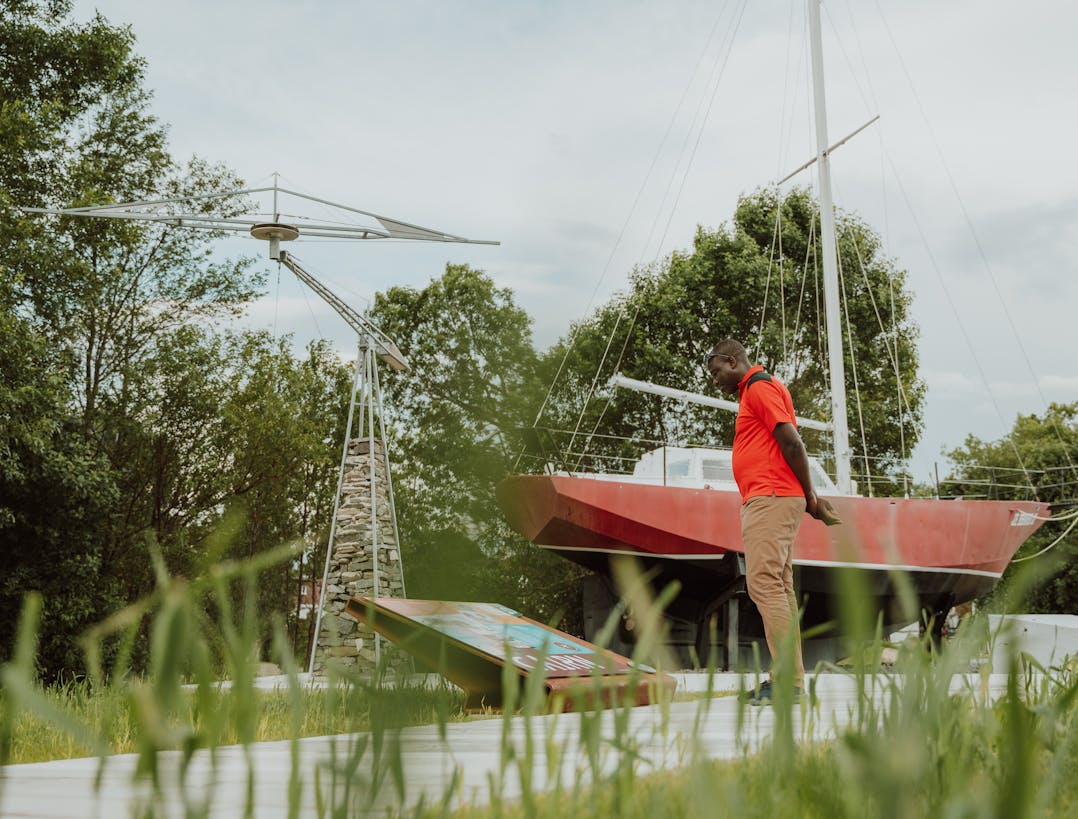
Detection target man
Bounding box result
[706,338,834,705]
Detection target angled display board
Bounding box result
[344,597,676,710]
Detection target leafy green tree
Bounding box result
[369,264,551,603]
[84,322,354,656]
[0,307,119,673]
[219,335,353,657]
[535,187,924,493]
[2,0,259,437]
[947,402,1078,613]
[0,0,157,673]
[0,1,329,675]
[1,1,143,204]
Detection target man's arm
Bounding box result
[773,422,822,519]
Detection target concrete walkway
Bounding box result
[0,673,1012,818]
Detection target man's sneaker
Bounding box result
[748,680,773,705]
[746,680,803,706]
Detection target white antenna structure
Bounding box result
[22,175,499,672]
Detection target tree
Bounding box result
[69,319,355,653]
[2,1,260,438]
[0,1,333,675]
[0,1,159,673]
[368,264,551,603]
[947,402,1078,613]
[1,1,144,205]
[219,334,352,657]
[534,187,925,493]
[0,306,119,673]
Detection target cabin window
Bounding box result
[702,459,735,483]
[666,461,690,478]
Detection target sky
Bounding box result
[67,0,1078,485]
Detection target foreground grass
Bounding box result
[444,656,1078,819]
[2,681,466,765]
[449,734,1078,819]
[10,661,1078,818]
[5,536,1078,817]
[4,682,731,765]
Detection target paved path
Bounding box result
[0,673,1011,818]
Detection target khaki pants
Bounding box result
[740,495,805,688]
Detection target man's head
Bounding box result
[705,338,750,394]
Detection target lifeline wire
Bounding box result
[1010,515,1078,563]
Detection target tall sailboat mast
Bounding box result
[807,0,853,494]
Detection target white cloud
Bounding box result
[1040,374,1078,395]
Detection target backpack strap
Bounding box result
[744,370,773,390]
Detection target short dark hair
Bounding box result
[708,338,747,364]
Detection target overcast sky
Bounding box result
[68,0,1078,485]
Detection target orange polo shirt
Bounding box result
[731,365,804,502]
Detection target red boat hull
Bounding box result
[496,475,1047,576]
[496,475,1050,635]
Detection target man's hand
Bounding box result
[810,495,843,526]
[774,424,841,525]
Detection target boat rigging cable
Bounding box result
[757,0,816,372]
[833,0,1078,515]
[836,240,874,493]
[517,0,751,473]
[581,0,837,473]
[761,185,915,498]
[787,211,816,379]
[644,0,750,263]
[567,0,751,469]
[761,1,913,494]
[801,0,1078,516]
[819,0,1068,507]
[521,1,739,452]
[1011,515,1078,563]
[871,0,1078,509]
[842,212,919,468]
[754,195,785,366]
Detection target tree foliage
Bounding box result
[534,188,925,492]
[947,402,1078,613]
[369,264,558,605]
[219,335,352,658]
[0,307,119,672]
[0,1,351,676]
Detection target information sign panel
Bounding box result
[345,597,675,710]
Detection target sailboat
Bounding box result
[495,1,1050,667]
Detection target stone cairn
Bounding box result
[311,437,408,676]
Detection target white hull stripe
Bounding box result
[537,544,1004,578]
[793,558,1002,579]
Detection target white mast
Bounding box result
[808,0,853,494]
